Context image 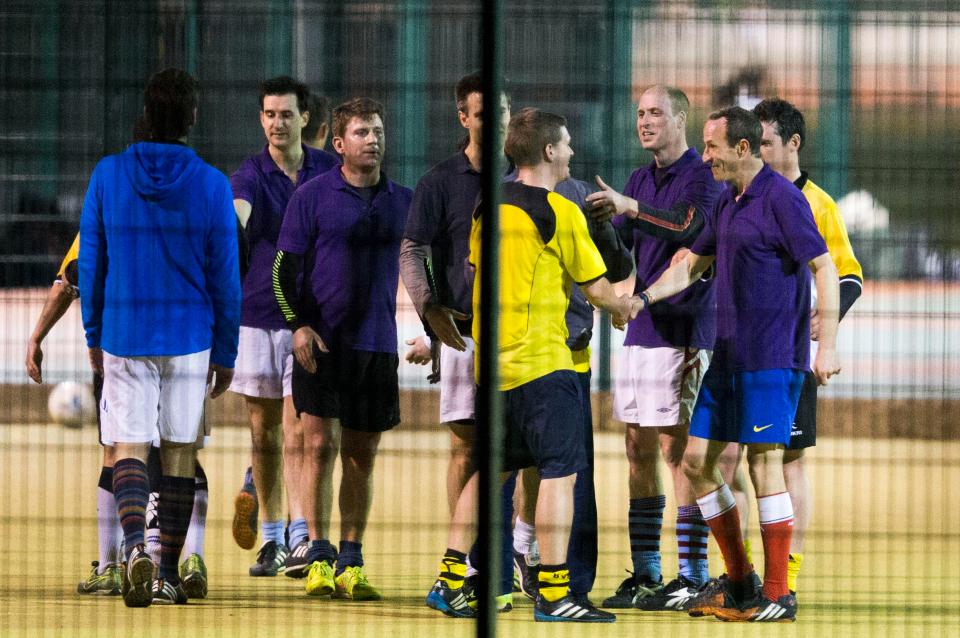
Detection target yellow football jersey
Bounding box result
[470,182,606,390]
[802,179,863,283]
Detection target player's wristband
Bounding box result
[639,290,652,309]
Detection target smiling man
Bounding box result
[584,85,722,610]
[273,98,412,601]
[635,106,841,622]
[229,76,338,579]
[425,108,638,624]
[753,97,863,598]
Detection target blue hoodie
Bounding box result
[79,142,241,368]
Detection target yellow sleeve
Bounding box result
[56,233,80,279]
[549,193,606,284]
[805,182,863,281]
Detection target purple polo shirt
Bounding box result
[403,151,480,334]
[230,144,338,330]
[690,164,828,373]
[615,147,722,349]
[277,168,412,353]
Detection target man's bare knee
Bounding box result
[659,425,688,468]
[625,425,660,469]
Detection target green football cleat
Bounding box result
[77,561,122,595]
[305,560,335,596]
[333,565,382,601]
[179,553,208,599]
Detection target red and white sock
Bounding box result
[758,492,794,600]
[697,484,752,582]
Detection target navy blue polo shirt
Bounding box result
[690,164,828,373]
[615,147,722,349]
[231,144,339,330]
[277,168,412,352]
[403,151,479,333]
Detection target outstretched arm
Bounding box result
[641,250,715,306]
[586,175,704,242]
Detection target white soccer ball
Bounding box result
[47,381,96,428]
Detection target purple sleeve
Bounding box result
[229,160,257,204]
[677,168,722,221]
[276,188,313,255]
[690,199,718,257]
[404,174,443,244]
[773,186,828,265]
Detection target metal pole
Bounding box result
[817,3,851,198]
[265,0,292,77]
[185,0,198,76]
[397,0,428,188]
[477,0,504,635]
[598,0,633,392]
[39,0,59,200]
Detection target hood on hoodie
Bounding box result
[124,141,202,201]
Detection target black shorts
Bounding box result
[787,371,818,450]
[480,370,587,479]
[292,348,400,433]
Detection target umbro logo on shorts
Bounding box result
[657,407,671,413]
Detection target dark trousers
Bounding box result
[471,370,597,596]
[569,369,598,595]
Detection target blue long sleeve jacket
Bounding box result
[79,142,241,368]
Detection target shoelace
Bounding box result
[257,543,277,563]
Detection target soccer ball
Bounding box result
[47,381,96,428]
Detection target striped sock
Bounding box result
[287,518,309,548]
[629,495,665,582]
[538,564,570,602]
[697,485,751,582]
[182,463,207,558]
[158,475,196,584]
[677,504,709,587]
[336,540,364,574]
[97,467,122,570]
[439,549,467,590]
[261,520,285,546]
[113,458,149,559]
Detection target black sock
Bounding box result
[158,475,196,584]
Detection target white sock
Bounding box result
[97,487,122,571]
[465,555,479,578]
[182,487,207,558]
[513,517,536,556]
[145,491,161,565]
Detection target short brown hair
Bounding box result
[643,84,690,117]
[707,106,761,156]
[505,108,567,168]
[332,97,384,139]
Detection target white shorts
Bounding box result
[613,345,711,427]
[229,326,293,399]
[440,337,476,424]
[100,349,210,444]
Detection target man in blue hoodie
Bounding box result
[79,68,241,608]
